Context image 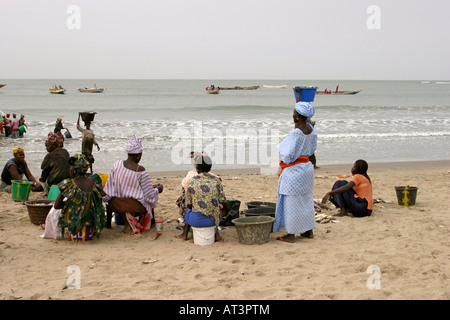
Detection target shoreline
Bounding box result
[149,159,450,178]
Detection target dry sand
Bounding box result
[0,160,449,300]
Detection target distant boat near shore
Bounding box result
[262,84,288,88]
[316,85,360,95]
[0,84,6,89]
[49,86,66,94]
[78,85,105,93]
[219,85,260,90]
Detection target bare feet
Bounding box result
[300,230,314,239]
[276,234,295,243]
[175,234,189,240]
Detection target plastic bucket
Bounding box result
[232,216,275,244]
[293,87,318,102]
[80,112,97,123]
[47,185,60,200]
[245,201,276,209]
[96,173,109,188]
[243,207,276,218]
[192,226,215,246]
[11,180,33,201]
[395,186,418,206]
[155,220,164,232]
[114,212,125,225]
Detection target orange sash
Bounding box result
[278,156,310,177]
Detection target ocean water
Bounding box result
[0,79,449,176]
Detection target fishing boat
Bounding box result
[316,86,360,95]
[206,88,219,94]
[316,90,360,95]
[0,84,6,89]
[262,84,288,88]
[217,85,260,90]
[49,86,66,94]
[78,85,105,93]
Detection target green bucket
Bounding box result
[11,180,33,201]
[47,185,61,200]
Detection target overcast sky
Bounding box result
[1,0,449,80]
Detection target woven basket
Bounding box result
[26,200,54,225]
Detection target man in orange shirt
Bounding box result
[322,160,373,217]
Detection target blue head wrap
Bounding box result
[294,102,315,118]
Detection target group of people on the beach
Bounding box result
[1,113,27,138]
[1,91,373,243]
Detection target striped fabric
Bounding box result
[103,160,159,215]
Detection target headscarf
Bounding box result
[45,132,64,148]
[13,146,24,155]
[124,135,144,154]
[294,102,315,118]
[68,154,90,174]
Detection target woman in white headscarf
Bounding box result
[273,94,318,243]
[103,135,163,233]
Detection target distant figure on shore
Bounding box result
[274,91,317,243]
[77,114,100,174]
[0,147,43,192]
[10,114,20,139]
[39,132,71,194]
[322,159,373,217]
[103,135,163,233]
[18,114,27,137]
[54,118,66,133]
[3,114,11,137]
[54,154,106,240]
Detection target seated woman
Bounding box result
[322,159,374,217]
[40,132,71,194]
[102,135,163,233]
[176,152,221,227]
[54,154,106,239]
[0,147,43,192]
[176,155,226,242]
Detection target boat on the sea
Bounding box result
[206,88,219,94]
[78,85,105,93]
[262,84,288,88]
[316,90,360,95]
[218,85,260,90]
[49,86,66,94]
[316,86,360,95]
[0,84,6,89]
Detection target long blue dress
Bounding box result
[273,125,317,234]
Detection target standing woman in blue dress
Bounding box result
[274,98,317,243]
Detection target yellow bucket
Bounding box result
[96,173,109,188]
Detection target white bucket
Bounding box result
[192,226,215,246]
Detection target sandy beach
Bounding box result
[0,160,448,301]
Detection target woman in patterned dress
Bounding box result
[54,154,106,239]
[176,155,226,242]
[274,98,318,243]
